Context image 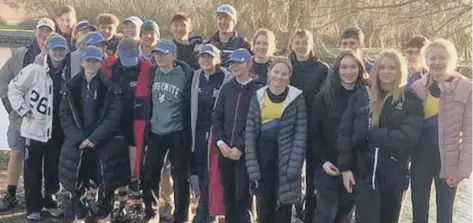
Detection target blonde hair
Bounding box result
[251,28,276,57]
[369,49,408,127]
[422,38,458,75]
[55,5,76,18]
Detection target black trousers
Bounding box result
[303,159,317,223]
[313,167,354,223]
[141,131,190,222]
[354,154,409,223]
[24,129,63,214]
[219,155,251,223]
[192,128,210,221]
[256,142,292,223]
[411,131,457,223]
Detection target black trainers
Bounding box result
[0,193,18,211]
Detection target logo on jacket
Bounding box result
[129,81,137,88]
[395,101,403,110]
[212,88,220,98]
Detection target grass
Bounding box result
[0,24,33,32]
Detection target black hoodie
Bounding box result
[173,39,200,70]
[289,52,329,117]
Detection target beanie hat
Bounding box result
[140,20,160,39]
[215,4,237,24]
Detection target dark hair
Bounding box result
[341,26,364,42]
[96,13,120,26]
[405,35,429,49]
[170,12,191,23]
[55,5,76,18]
[318,50,366,112]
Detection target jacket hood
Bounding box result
[255,85,303,112]
[289,51,322,68]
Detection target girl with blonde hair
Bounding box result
[337,49,423,223]
[250,28,277,83]
[410,39,472,223]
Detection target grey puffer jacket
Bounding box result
[245,85,307,204]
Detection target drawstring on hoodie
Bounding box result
[364,85,379,190]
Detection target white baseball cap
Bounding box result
[36,18,55,31]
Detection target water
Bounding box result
[0,47,13,150]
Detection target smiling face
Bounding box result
[154,52,175,68]
[123,22,138,39]
[341,37,362,57]
[82,59,103,75]
[292,35,312,58]
[49,47,68,61]
[198,54,218,70]
[252,34,270,58]
[56,13,76,35]
[216,14,234,34]
[230,61,251,77]
[141,31,159,47]
[98,24,116,41]
[426,47,450,81]
[268,62,291,88]
[171,20,192,40]
[339,56,360,86]
[377,56,398,85]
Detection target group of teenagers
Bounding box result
[0,3,471,223]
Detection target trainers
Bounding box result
[26,212,42,221]
[0,193,18,211]
[42,194,63,217]
[43,207,64,218]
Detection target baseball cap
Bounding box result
[198,44,220,58]
[36,18,55,31]
[228,48,253,63]
[118,39,139,66]
[153,40,176,54]
[215,4,237,22]
[123,16,143,27]
[46,33,69,51]
[81,46,104,61]
[75,20,91,32]
[140,20,160,39]
[84,32,106,46]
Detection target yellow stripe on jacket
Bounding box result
[424,91,439,119]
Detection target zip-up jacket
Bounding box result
[111,57,152,146]
[8,63,54,143]
[58,72,129,192]
[191,66,233,152]
[245,86,307,204]
[133,60,193,178]
[174,39,200,70]
[207,32,251,67]
[337,86,423,179]
[211,78,264,154]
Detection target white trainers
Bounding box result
[26,212,42,221]
[42,207,64,217]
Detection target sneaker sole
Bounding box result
[42,208,64,218]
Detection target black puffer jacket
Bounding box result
[212,78,264,155]
[207,32,251,67]
[174,39,200,70]
[59,73,130,192]
[337,86,423,179]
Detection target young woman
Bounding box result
[191,44,232,223]
[211,48,263,223]
[250,28,276,84]
[289,28,329,223]
[245,57,307,223]
[410,39,472,223]
[337,50,424,223]
[54,5,77,46]
[311,50,365,222]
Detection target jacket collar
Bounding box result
[255,85,302,112]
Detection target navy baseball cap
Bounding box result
[198,44,220,58]
[84,32,106,46]
[153,40,177,54]
[228,48,253,63]
[46,33,69,51]
[118,39,139,66]
[76,20,90,31]
[81,46,104,61]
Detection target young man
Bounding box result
[340,26,373,72]
[133,40,193,222]
[0,17,55,212]
[96,13,122,56]
[59,46,130,223]
[70,31,107,77]
[208,4,251,67]
[404,35,429,88]
[139,20,160,62]
[123,16,143,42]
[289,29,329,223]
[110,38,152,221]
[8,33,69,221]
[171,12,200,70]
[212,48,263,223]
